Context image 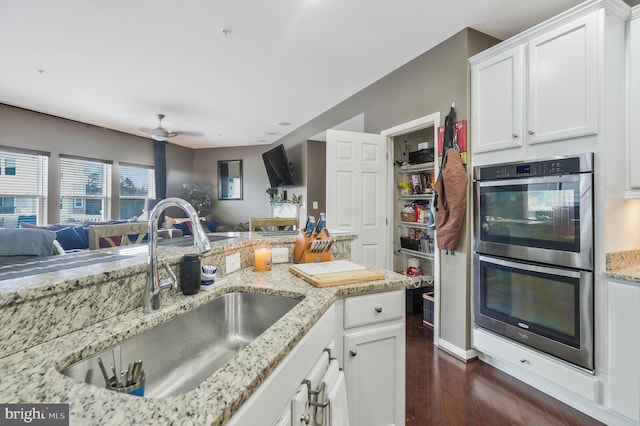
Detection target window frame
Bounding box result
[118,162,155,220]
[59,155,113,223]
[0,146,49,227]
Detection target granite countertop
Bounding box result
[0,230,355,306]
[0,250,406,424]
[604,249,640,284]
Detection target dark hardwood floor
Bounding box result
[405,313,604,426]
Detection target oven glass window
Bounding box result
[480,260,579,348]
[479,181,580,252]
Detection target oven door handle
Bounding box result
[477,254,582,279]
[476,173,583,188]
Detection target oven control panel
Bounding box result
[475,155,589,180]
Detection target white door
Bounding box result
[326,129,387,268]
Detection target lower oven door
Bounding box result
[473,254,594,371]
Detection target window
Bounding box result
[119,163,155,219]
[0,197,15,214]
[5,159,16,175]
[59,156,112,223]
[0,148,49,228]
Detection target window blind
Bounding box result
[0,148,49,227]
[59,156,112,222]
[119,163,155,219]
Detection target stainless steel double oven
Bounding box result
[473,153,594,371]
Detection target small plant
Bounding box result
[265,187,278,198]
[234,222,249,232]
[184,181,214,216]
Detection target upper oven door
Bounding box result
[474,173,593,270]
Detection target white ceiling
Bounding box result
[0,0,595,149]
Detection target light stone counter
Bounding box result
[604,248,640,284]
[0,265,407,425]
[0,231,355,357]
[0,230,412,425]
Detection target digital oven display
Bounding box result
[516,164,531,175]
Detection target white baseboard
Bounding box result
[437,338,479,362]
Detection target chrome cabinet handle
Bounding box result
[374,306,383,313]
[349,349,357,357]
[512,133,518,138]
[300,413,311,424]
[528,130,535,135]
[520,358,530,365]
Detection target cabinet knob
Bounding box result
[528,130,535,135]
[512,133,518,138]
[520,358,530,365]
[300,414,311,424]
[349,349,358,357]
[375,306,383,313]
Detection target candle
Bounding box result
[254,247,272,271]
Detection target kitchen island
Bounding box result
[0,231,409,425]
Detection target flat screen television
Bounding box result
[262,144,295,187]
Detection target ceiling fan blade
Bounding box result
[137,114,203,141]
[175,130,204,138]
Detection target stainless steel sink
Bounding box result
[61,292,300,398]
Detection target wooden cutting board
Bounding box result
[289,261,385,288]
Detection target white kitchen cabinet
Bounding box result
[526,12,598,144]
[341,290,405,426]
[229,305,336,426]
[471,46,524,153]
[471,10,598,153]
[627,8,640,196]
[608,279,640,422]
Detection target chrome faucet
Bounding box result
[144,197,212,313]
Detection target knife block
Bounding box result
[293,229,333,264]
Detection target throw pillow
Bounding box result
[173,221,191,235]
[173,219,215,235]
[55,226,89,251]
[0,228,56,257]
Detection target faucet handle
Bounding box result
[160,263,177,292]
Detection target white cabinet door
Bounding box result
[628,12,640,191]
[526,12,598,144]
[608,280,640,422]
[343,323,404,426]
[471,46,524,153]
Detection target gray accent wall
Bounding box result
[0,104,193,222]
[269,28,498,352]
[1,27,500,352]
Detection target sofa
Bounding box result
[15,216,217,253]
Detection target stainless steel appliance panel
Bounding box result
[474,173,593,270]
[473,254,594,371]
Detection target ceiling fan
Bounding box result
[138,114,203,141]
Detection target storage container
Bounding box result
[423,292,434,326]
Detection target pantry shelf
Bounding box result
[400,248,434,260]
[398,194,434,201]
[399,221,432,229]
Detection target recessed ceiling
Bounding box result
[0,0,596,149]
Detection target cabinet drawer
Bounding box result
[344,290,404,329]
[472,328,599,402]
